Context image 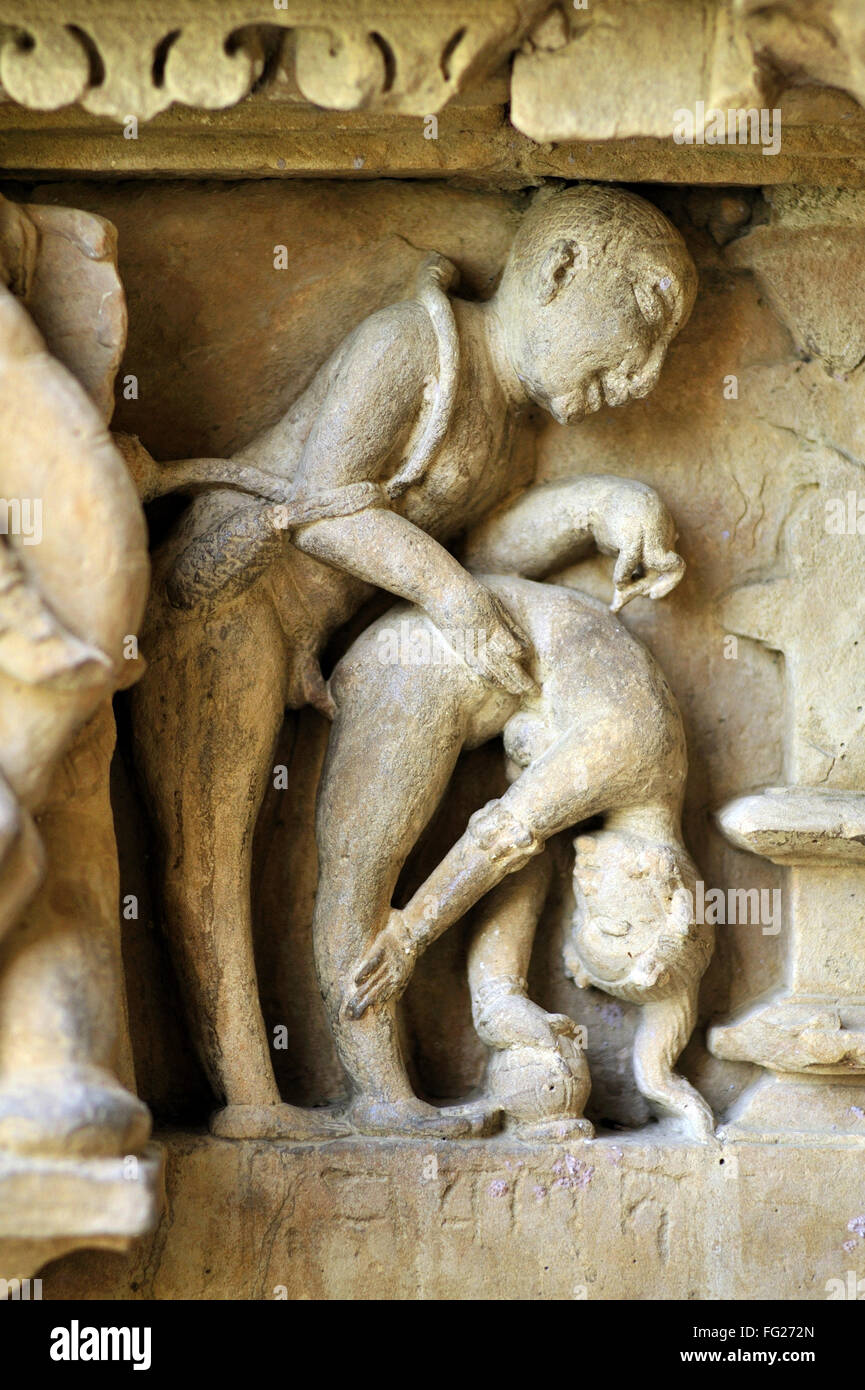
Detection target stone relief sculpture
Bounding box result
[0,195,151,1161]
[128,183,707,1142]
[4,0,865,1308]
[322,561,713,1142]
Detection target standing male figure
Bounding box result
[132,184,697,1138]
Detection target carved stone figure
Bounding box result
[130,184,697,1140]
[327,541,712,1142]
[0,195,151,1159]
[565,830,714,1140]
[4,0,865,1307]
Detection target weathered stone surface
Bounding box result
[512,0,865,147]
[0,192,158,1279]
[29,176,797,1142]
[7,82,865,185]
[36,180,525,462]
[0,1144,162,1242]
[513,0,763,144]
[0,1143,162,1283]
[0,0,548,122]
[2,0,865,1308]
[718,786,865,864]
[39,1132,865,1300]
[23,202,126,421]
[727,187,865,375]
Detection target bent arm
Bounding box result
[462,476,619,578]
[463,474,684,611]
[291,506,484,630]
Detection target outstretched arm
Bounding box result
[463,475,685,612]
[346,734,595,1020]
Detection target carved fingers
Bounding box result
[345,913,417,1019]
[454,585,538,696]
[611,540,685,613]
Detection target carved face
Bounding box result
[514,266,672,426]
[566,831,707,1002]
[494,185,697,426]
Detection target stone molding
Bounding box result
[0,0,548,122]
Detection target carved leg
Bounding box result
[315,660,499,1138]
[397,721,617,943]
[0,771,43,946]
[632,983,715,1143]
[468,855,593,1138]
[134,599,348,1140]
[469,854,564,1049]
[0,705,150,1158]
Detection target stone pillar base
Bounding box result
[717,1075,865,1147]
[0,1142,163,1282]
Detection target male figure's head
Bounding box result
[493,184,697,424]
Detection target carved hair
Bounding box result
[501,183,698,336]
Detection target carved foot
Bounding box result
[642,1082,717,1145]
[487,1035,592,1139]
[513,1115,595,1142]
[476,992,578,1051]
[209,1102,352,1141]
[347,1096,501,1139]
[0,1065,150,1158]
[673,1091,718,1145]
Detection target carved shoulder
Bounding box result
[291,298,437,492]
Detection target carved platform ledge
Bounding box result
[0,1143,163,1281]
[39,1133,865,1301]
[5,83,865,184]
[719,786,865,866]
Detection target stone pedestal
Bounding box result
[0,1143,163,1282]
[38,1132,865,1301]
[709,788,865,1142]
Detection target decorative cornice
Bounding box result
[4,0,865,179]
[0,0,548,123]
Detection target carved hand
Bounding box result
[436,578,537,697]
[346,911,417,1018]
[590,482,685,612]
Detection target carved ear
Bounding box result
[537,238,579,306]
